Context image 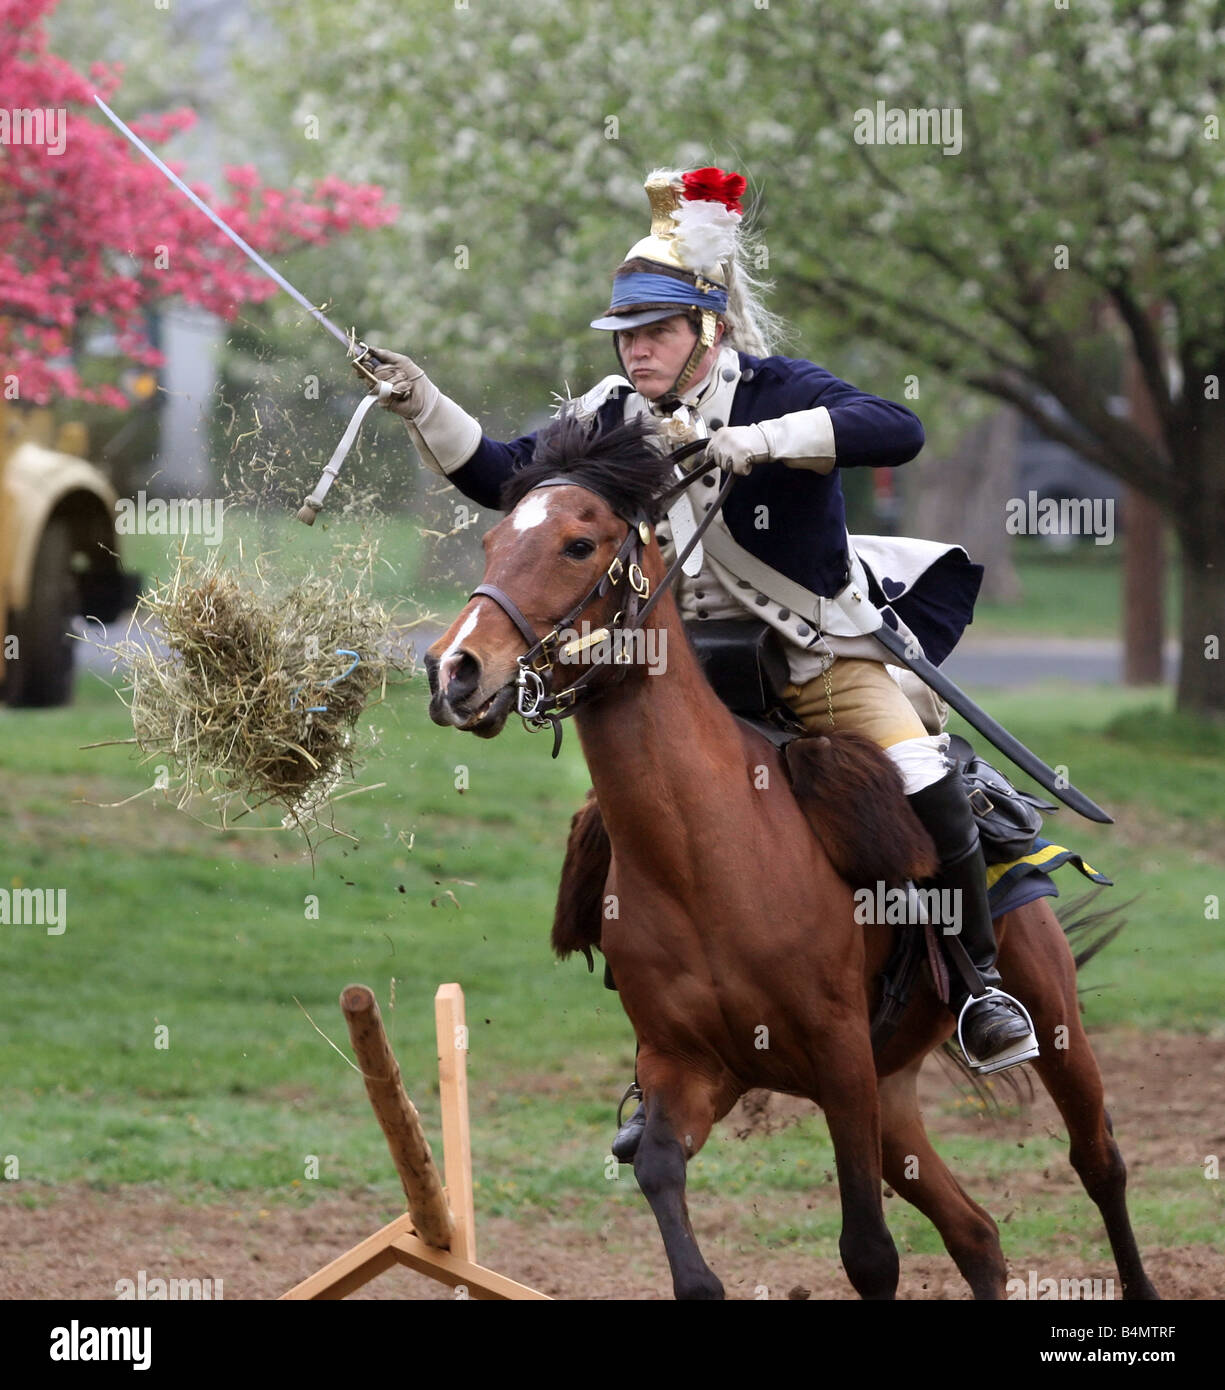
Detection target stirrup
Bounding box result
[616,1081,643,1127]
[956,988,1040,1075]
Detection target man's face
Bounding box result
[616,315,716,400]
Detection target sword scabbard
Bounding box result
[870,620,1114,825]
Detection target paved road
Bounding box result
[79,614,1178,690]
[943,635,1179,688]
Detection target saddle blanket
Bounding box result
[987,837,1113,921]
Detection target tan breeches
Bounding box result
[781,658,929,750]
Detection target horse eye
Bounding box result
[564,539,596,560]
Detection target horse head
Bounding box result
[425,413,674,737]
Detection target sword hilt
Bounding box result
[349,341,408,400]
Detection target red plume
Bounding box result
[681,167,746,216]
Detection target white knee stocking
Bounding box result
[885,733,952,796]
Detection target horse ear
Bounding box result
[784,732,939,888]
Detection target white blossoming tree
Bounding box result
[238,0,1223,714]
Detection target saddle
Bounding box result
[684,619,805,748]
[685,619,1053,864]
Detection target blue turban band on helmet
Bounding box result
[607,271,728,316]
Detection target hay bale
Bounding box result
[114,547,410,826]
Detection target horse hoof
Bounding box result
[612,1102,646,1162]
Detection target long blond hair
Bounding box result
[721,201,787,357]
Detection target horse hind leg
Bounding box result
[999,903,1159,1300]
[632,1056,727,1300]
[879,1060,1008,1299]
[1031,1027,1159,1299]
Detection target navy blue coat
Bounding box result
[447,353,979,664]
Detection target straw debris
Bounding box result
[112,545,410,828]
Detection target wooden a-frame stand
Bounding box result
[281,983,549,1300]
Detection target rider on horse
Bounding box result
[364,165,1040,1155]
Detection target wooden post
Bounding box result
[340,984,454,1251]
[281,983,550,1300]
[435,983,477,1263]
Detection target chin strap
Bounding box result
[671,309,719,396]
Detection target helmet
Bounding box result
[591,167,747,395]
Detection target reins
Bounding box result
[469,439,735,757]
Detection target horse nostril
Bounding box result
[424,652,440,696]
[441,649,481,704]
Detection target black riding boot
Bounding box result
[907,770,1039,1073]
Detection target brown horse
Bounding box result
[424,415,1157,1301]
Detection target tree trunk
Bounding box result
[1123,489,1166,684]
[1174,519,1225,718]
[1123,330,1166,684]
[1169,353,1225,718]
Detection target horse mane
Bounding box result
[551,788,610,965]
[784,731,939,887]
[500,410,675,522]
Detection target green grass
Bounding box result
[1,670,1221,1277]
[116,508,469,625]
[968,538,1180,640]
[946,685,1224,1032]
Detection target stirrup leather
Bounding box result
[956,988,1040,1075]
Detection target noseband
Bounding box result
[468,440,734,757]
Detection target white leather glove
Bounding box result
[356,345,481,477]
[355,345,429,419]
[707,408,838,476]
[707,423,770,475]
[764,407,836,474]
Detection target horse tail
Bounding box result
[783,730,938,887]
[551,788,611,967]
[1059,887,1133,972]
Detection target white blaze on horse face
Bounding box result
[438,606,481,689]
[511,491,555,532]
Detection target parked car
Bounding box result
[1,402,140,707]
[1014,393,1127,549]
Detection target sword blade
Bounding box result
[871,621,1114,824]
[93,95,351,350]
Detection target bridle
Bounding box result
[468,440,735,757]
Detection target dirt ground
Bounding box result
[3,1030,1221,1301]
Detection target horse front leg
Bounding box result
[817,1022,900,1300]
[632,1051,726,1300]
